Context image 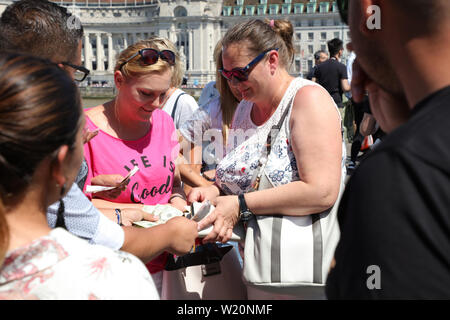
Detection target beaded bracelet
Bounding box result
[115,208,123,226]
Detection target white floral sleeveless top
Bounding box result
[215,77,346,195]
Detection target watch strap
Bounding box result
[238,194,254,221]
[238,194,248,213]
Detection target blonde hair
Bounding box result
[213,39,239,145]
[115,36,183,87]
[222,19,294,70]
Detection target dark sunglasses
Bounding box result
[337,0,349,25]
[119,48,176,70]
[219,48,278,83]
[62,62,90,82]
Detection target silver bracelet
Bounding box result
[169,193,186,202]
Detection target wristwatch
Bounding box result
[238,194,254,221]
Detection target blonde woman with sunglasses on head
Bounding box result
[83,37,198,295]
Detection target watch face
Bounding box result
[240,210,253,221]
[238,194,253,221]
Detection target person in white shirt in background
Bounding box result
[157,39,199,129]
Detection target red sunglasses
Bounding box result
[119,48,176,70]
[219,48,278,83]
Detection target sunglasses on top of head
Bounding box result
[119,48,176,70]
[219,48,278,83]
[337,0,349,25]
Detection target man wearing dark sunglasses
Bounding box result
[327,0,450,299]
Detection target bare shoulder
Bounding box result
[85,103,105,118]
[290,84,341,130]
[85,102,112,127]
[292,84,336,114]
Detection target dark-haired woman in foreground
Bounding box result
[0,53,159,299]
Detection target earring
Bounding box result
[55,183,67,229]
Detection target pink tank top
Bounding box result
[84,109,179,205]
[83,109,180,273]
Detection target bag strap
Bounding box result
[171,92,186,120]
[250,99,293,191]
[250,89,325,284]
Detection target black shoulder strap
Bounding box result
[252,99,293,191]
[171,92,187,120]
[266,100,293,157]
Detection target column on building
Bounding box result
[107,33,114,72]
[188,29,193,71]
[199,22,204,71]
[123,33,128,49]
[169,23,177,45]
[214,21,221,50]
[83,33,93,70]
[205,22,214,78]
[96,33,105,71]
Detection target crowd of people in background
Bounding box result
[0,0,449,300]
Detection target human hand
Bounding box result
[187,185,220,204]
[120,208,159,227]
[91,174,130,199]
[202,169,216,182]
[165,216,198,256]
[352,59,410,133]
[197,195,240,244]
[169,196,188,212]
[82,127,99,144]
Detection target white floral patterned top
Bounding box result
[0,228,159,300]
[215,77,346,195]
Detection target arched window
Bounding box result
[174,6,187,17]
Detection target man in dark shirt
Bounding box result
[313,38,350,108]
[326,0,450,299]
[306,50,328,80]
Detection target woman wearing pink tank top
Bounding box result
[83,38,198,294]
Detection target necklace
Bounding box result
[109,98,150,140]
[252,76,293,126]
[159,87,177,109]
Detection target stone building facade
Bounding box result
[0,0,349,85]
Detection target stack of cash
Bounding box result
[132,201,244,242]
[132,204,185,228]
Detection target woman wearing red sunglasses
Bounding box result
[82,38,198,295]
[188,19,346,299]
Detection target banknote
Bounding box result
[133,204,184,228]
[132,201,244,241]
[85,165,139,194]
